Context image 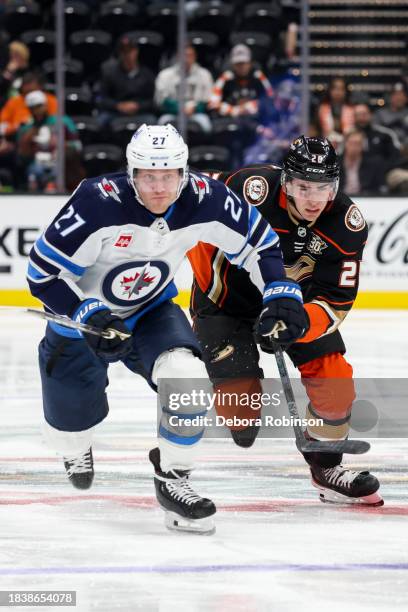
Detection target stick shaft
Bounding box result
[274,346,369,455]
[0,307,131,340]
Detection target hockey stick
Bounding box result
[273,345,370,455]
[0,307,131,340]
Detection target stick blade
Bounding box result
[298,439,370,455]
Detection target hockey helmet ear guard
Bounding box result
[281,135,340,202]
[126,124,189,206]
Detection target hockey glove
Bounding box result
[257,281,309,349]
[72,299,133,362]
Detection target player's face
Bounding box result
[134,169,181,214]
[286,178,335,222]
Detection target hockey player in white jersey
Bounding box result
[27,124,308,533]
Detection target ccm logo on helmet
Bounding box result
[305,167,325,173]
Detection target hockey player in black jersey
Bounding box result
[188,135,383,506]
[27,124,308,533]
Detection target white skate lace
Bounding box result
[165,477,202,506]
[64,450,92,477]
[323,465,360,489]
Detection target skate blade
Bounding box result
[312,481,384,507]
[164,511,216,535]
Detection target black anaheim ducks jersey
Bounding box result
[188,164,368,333]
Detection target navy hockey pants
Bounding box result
[38,301,202,432]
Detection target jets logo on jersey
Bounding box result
[307,234,328,255]
[102,260,170,307]
[97,178,121,203]
[120,265,156,299]
[243,176,269,206]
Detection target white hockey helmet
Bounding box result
[126,123,189,205]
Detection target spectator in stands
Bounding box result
[95,35,155,127]
[374,81,408,149]
[244,78,301,165]
[209,43,274,165]
[155,44,213,133]
[354,102,401,171]
[338,129,386,196]
[0,41,30,108]
[0,71,57,138]
[209,44,273,119]
[0,71,57,189]
[16,90,82,193]
[316,77,355,148]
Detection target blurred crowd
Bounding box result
[0,3,407,196]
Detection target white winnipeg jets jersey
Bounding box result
[27,171,284,329]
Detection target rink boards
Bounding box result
[0,195,407,309]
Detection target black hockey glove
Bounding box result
[72,299,133,362]
[256,281,309,349]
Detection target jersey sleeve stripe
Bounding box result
[273,227,290,234]
[315,295,355,306]
[248,205,261,236]
[30,249,61,275]
[36,236,86,276]
[27,262,50,282]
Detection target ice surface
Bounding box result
[0,310,407,611]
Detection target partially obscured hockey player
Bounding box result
[188,135,383,506]
[27,124,308,533]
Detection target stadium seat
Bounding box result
[187,31,220,70]
[188,2,234,41]
[69,30,113,77]
[21,30,55,65]
[3,1,43,38]
[229,31,272,66]
[71,116,102,146]
[212,117,241,149]
[186,119,211,147]
[95,1,140,37]
[49,1,92,36]
[121,31,164,71]
[280,0,301,23]
[110,115,158,148]
[145,3,178,47]
[82,144,124,177]
[65,88,93,116]
[189,146,231,171]
[241,3,282,34]
[42,58,84,88]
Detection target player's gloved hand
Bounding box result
[71,299,133,362]
[256,280,309,349]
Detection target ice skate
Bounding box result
[63,447,94,490]
[149,448,216,534]
[310,463,383,506]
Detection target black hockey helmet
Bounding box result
[281,135,340,207]
[283,135,340,182]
